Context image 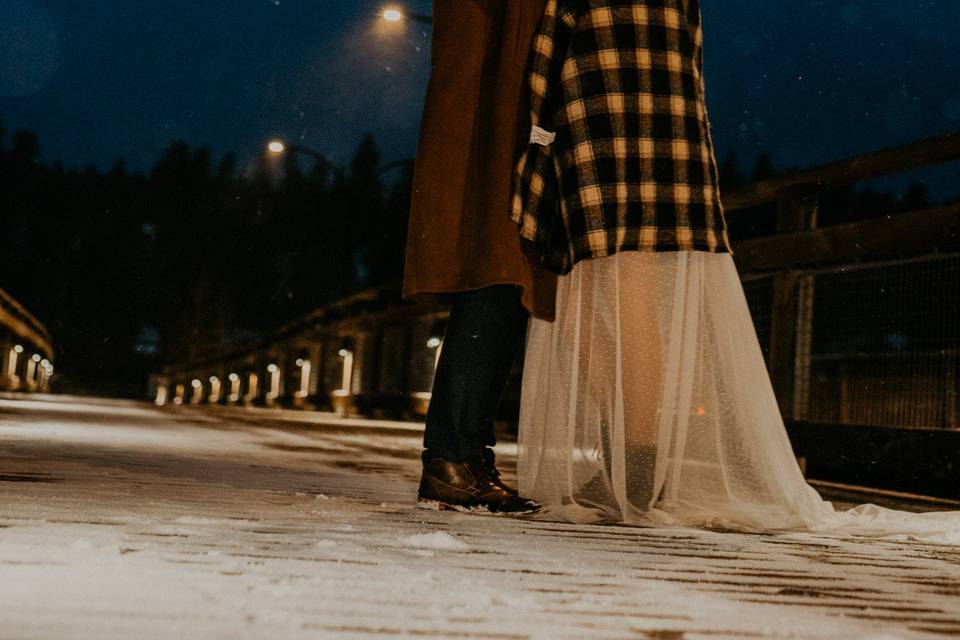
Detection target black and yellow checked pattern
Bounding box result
[512,0,732,274]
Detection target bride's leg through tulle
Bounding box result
[612,254,663,513]
[561,254,664,519]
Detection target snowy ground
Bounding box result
[0,395,958,639]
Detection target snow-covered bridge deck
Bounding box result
[1,395,958,639]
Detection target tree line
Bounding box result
[1,122,411,397]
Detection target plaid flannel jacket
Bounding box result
[512,0,732,274]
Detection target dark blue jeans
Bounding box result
[422,285,528,464]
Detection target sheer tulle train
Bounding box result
[517,251,960,544]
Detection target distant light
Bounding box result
[267,140,286,154]
[31,354,42,362]
[426,337,441,349]
[13,345,23,353]
[267,364,279,373]
[191,379,202,388]
[383,8,403,22]
[209,376,219,383]
[40,359,49,367]
[228,373,239,382]
[338,348,350,358]
[295,358,304,366]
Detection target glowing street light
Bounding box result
[265,140,331,171]
[379,6,432,25]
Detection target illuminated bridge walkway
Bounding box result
[1,394,959,639]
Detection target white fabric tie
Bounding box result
[529,125,556,146]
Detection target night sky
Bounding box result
[1,0,959,195]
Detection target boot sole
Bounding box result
[416,498,541,517]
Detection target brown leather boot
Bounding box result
[417,457,541,515]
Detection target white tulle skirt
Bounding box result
[517,250,960,544]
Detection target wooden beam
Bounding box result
[724,131,960,210]
[733,201,960,273]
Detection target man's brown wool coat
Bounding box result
[402,0,558,321]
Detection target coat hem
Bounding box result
[402,280,556,322]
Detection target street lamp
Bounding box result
[266,139,332,172]
[380,6,432,25]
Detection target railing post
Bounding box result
[768,184,819,421]
[351,333,367,396]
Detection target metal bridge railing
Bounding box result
[741,254,959,429]
[727,131,960,431]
